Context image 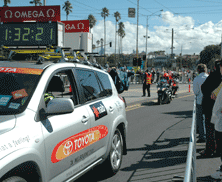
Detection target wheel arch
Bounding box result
[0,161,42,182]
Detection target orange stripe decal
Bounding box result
[51,125,108,163]
[0,67,43,75]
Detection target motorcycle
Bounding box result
[157,79,172,105]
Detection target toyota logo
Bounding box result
[63,141,73,156]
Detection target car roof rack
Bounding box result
[0,45,105,70]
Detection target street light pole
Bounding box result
[145,16,148,68]
[144,9,163,70]
[136,0,139,64]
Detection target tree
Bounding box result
[29,0,42,6]
[88,14,97,33]
[62,0,73,21]
[114,11,121,65]
[200,44,220,67]
[96,40,100,53]
[3,0,11,7]
[101,7,109,64]
[118,22,125,55]
[100,38,104,55]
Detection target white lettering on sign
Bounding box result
[4,10,53,19]
[47,9,55,17]
[73,132,95,150]
[5,10,12,18]
[65,24,76,30]
[33,11,38,18]
[77,22,84,29]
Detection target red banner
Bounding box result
[61,20,89,33]
[0,6,60,22]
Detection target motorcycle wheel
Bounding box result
[158,96,162,105]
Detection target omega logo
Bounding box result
[4,9,55,19]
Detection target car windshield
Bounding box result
[0,67,42,115]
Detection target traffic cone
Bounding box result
[189,84,190,92]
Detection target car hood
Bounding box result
[0,115,16,135]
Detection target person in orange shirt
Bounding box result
[142,70,152,97]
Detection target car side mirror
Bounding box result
[39,98,74,120]
[46,98,74,116]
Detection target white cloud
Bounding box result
[92,11,222,56]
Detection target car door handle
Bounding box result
[109,106,114,112]
[82,115,89,123]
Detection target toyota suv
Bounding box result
[0,60,128,182]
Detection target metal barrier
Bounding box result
[184,97,197,182]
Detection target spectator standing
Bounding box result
[193,64,208,143]
[151,68,156,83]
[210,61,222,179]
[201,60,222,157]
[156,69,160,83]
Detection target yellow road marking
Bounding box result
[126,94,194,112]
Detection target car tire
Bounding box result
[2,176,27,182]
[103,128,123,175]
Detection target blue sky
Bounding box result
[1,0,222,55]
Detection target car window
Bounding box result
[0,67,42,115]
[75,69,102,102]
[96,71,112,96]
[44,69,78,106]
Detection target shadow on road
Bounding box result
[120,116,191,182]
[197,175,221,182]
[162,110,193,118]
[122,137,189,171]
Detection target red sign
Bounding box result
[61,20,89,33]
[0,6,60,22]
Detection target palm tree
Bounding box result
[100,38,103,55]
[29,0,42,6]
[3,0,11,7]
[96,40,100,53]
[118,22,125,57]
[88,14,97,33]
[114,11,121,65]
[101,7,109,64]
[62,0,73,21]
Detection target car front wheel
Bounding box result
[104,128,123,175]
[2,176,27,182]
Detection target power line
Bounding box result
[140,4,222,9]
[193,0,222,4]
[126,0,153,13]
[152,0,176,14]
[70,0,101,11]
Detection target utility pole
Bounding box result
[104,16,106,64]
[221,34,222,59]
[136,0,139,65]
[43,0,46,5]
[171,28,174,68]
[145,16,148,69]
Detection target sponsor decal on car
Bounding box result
[0,67,43,75]
[89,101,107,120]
[51,125,108,163]
[11,89,28,100]
[0,95,12,106]
[8,103,20,109]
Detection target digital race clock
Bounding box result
[0,22,64,46]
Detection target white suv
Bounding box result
[0,61,128,182]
